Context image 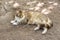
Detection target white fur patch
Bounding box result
[10,16,21,25]
[12,22,18,25]
[11,16,25,25]
[34,26,40,31]
[10,20,19,25]
[42,28,47,34]
[10,20,16,23]
[41,8,51,14]
[15,16,21,22]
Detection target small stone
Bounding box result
[29,8,34,10]
[48,1,53,4]
[9,0,14,4]
[26,1,37,5]
[36,2,44,7]
[53,3,58,6]
[41,8,47,13]
[5,2,8,4]
[13,3,20,8]
[48,6,54,10]
[34,7,40,11]
[43,11,51,14]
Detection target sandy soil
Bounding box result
[0,0,60,40]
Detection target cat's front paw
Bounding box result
[12,22,18,25]
[10,20,15,23]
[10,20,18,25]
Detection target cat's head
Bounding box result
[15,10,25,18]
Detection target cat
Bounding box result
[10,10,53,34]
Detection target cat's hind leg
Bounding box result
[34,24,40,31]
[42,27,48,34]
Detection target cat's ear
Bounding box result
[19,10,22,13]
[16,10,22,13]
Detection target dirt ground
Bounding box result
[0,0,60,40]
